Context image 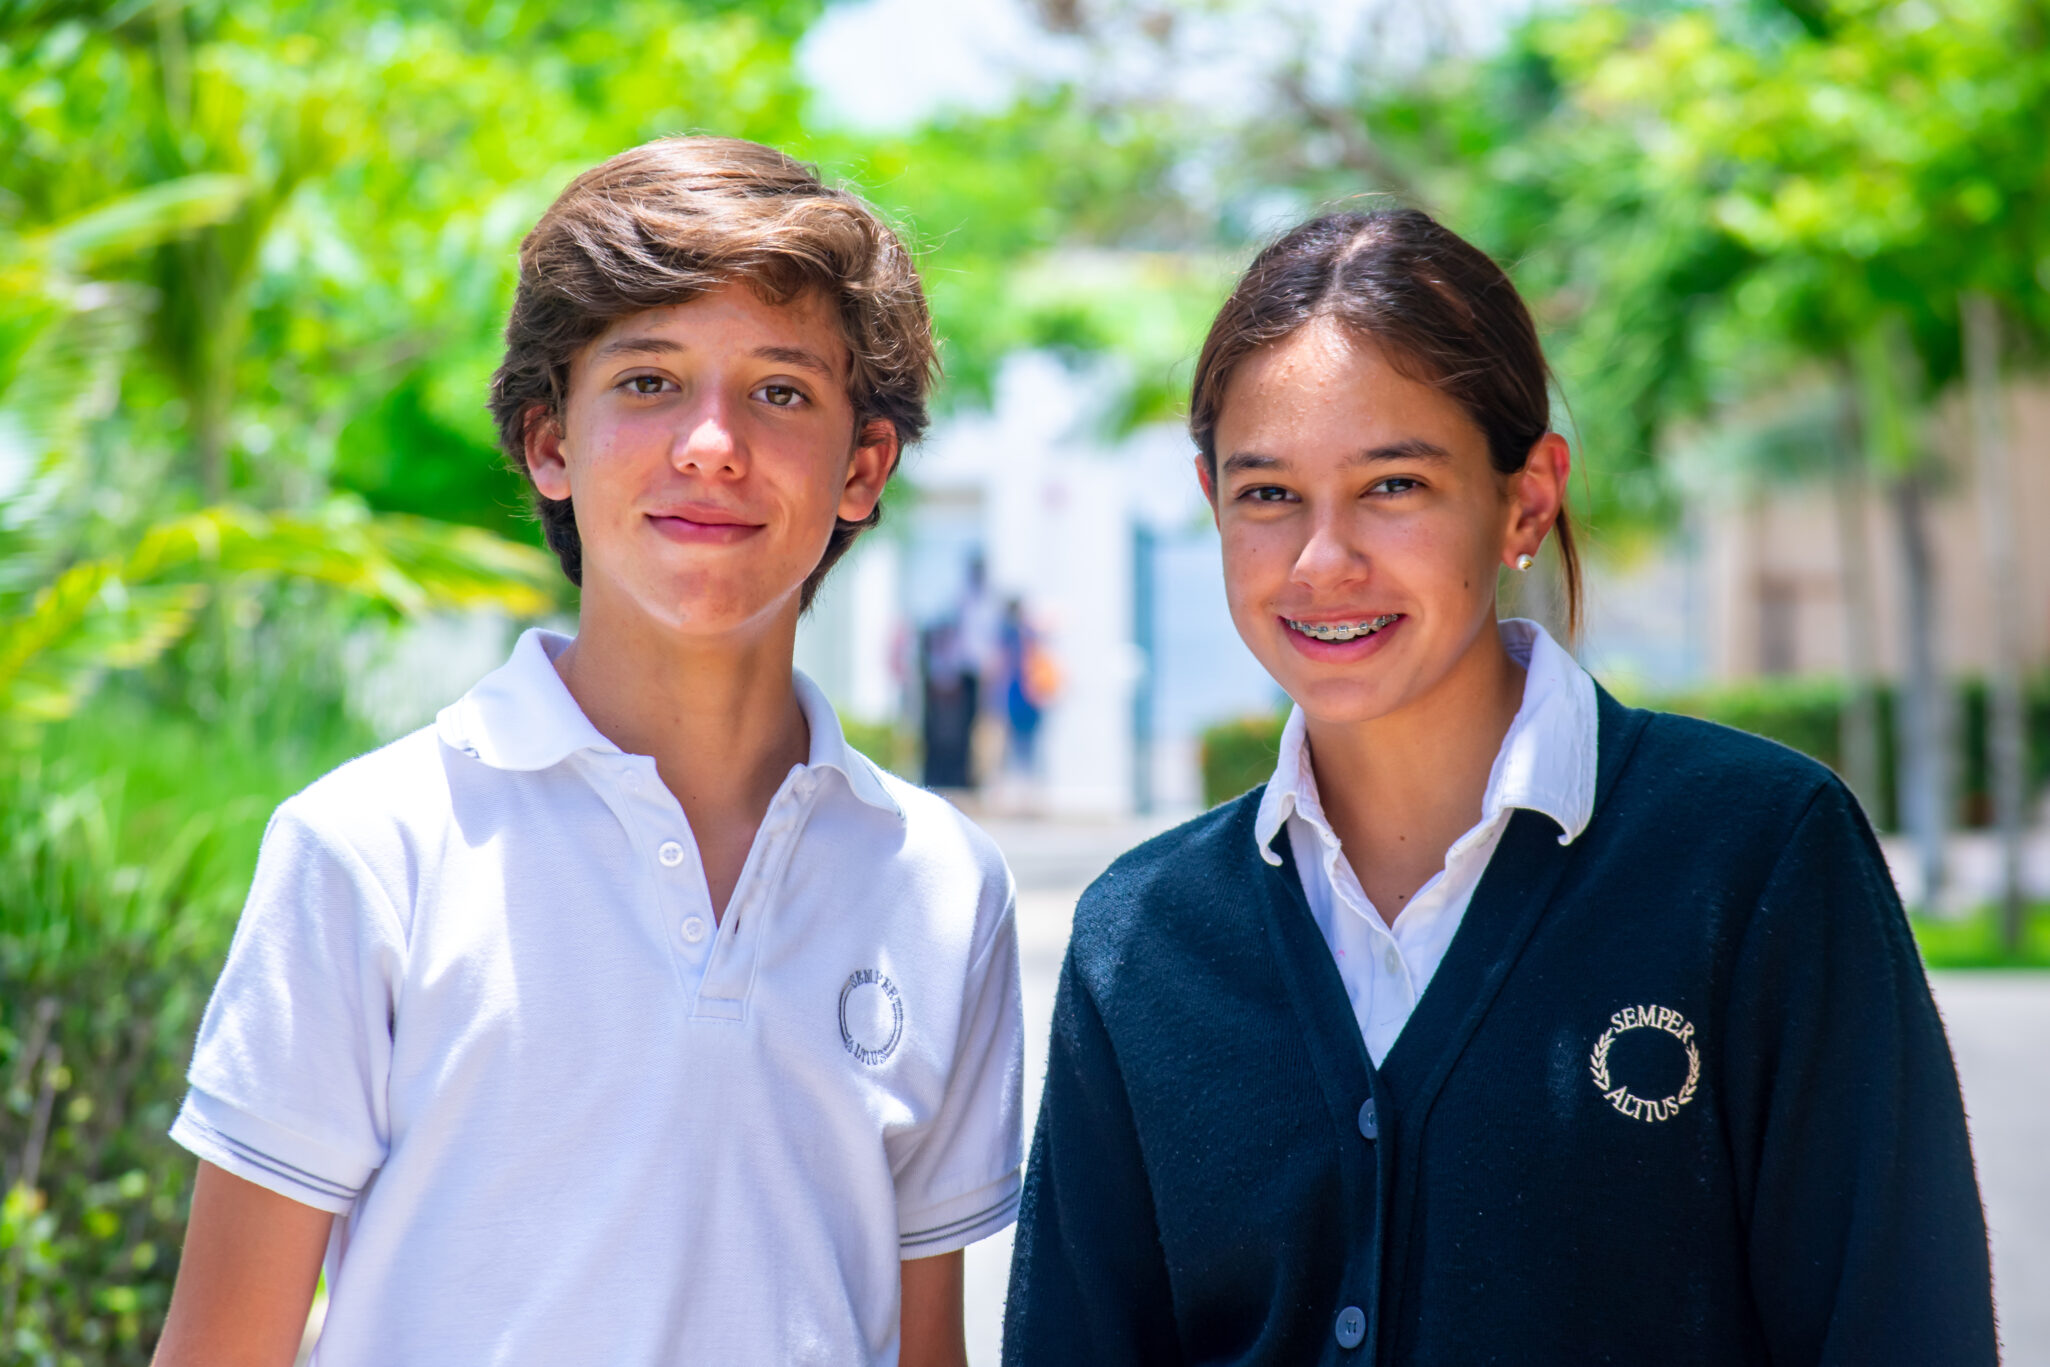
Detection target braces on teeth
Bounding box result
[1287,614,1400,642]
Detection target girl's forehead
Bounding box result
[1219,322,1484,452]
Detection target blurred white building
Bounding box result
[797,351,1277,817]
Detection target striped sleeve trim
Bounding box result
[170,1105,363,1213]
[900,1183,1021,1252]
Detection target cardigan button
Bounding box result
[1335,1305,1367,1349]
[1357,1098,1378,1141]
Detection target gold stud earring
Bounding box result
[1514,553,1535,572]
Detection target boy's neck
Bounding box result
[552,583,811,919]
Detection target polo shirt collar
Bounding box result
[1253,617,1598,865]
[437,628,903,820]
[437,628,619,771]
[791,667,904,820]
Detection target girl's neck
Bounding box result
[1301,617,1526,924]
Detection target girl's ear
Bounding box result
[1194,455,1220,526]
[525,406,572,502]
[1502,432,1570,569]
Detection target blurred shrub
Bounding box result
[1200,714,1289,808]
[1197,673,2050,828]
[0,759,233,1361]
[839,717,917,780]
[0,686,370,1364]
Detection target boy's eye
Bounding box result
[1371,476,1423,495]
[755,383,804,407]
[625,375,668,395]
[1240,484,1294,503]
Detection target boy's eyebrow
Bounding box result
[750,344,839,377]
[1220,439,1452,477]
[588,337,840,378]
[591,335,683,362]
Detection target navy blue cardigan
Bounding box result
[1004,692,1995,1366]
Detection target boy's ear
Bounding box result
[524,406,572,502]
[837,417,899,523]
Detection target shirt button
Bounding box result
[657,840,685,867]
[680,916,707,944]
[1357,1098,1378,1141]
[1335,1304,1366,1349]
[1382,945,1401,974]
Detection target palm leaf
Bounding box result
[1,501,557,730]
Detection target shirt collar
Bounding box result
[1253,617,1598,865]
[791,667,904,820]
[437,627,903,821]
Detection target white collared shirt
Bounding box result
[172,629,1023,1367]
[1253,619,1597,1066]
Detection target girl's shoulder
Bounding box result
[1067,791,1273,975]
[1609,698,1844,819]
[1596,695,1888,895]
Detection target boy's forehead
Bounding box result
[584,284,850,376]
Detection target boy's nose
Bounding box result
[673,400,745,476]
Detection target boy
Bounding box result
[154,137,1022,1367]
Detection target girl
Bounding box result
[1003,210,1994,1366]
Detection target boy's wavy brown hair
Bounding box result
[489,136,937,609]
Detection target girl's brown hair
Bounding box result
[1188,208,1581,637]
[489,136,937,609]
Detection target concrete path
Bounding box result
[968,821,2050,1365]
[1934,973,2050,1366]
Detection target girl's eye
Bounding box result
[756,384,804,407]
[625,375,668,395]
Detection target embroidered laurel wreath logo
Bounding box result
[1589,1004,1701,1123]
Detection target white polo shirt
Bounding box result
[172,628,1023,1366]
[1253,618,1597,1065]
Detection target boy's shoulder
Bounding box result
[270,723,458,858]
[863,761,1013,897]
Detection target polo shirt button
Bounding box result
[680,916,707,944]
[657,840,685,867]
[1357,1098,1378,1141]
[1382,945,1401,974]
[1335,1304,1366,1349]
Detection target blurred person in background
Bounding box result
[1004,209,1994,1366]
[152,136,1022,1367]
[921,554,998,793]
[998,596,1049,775]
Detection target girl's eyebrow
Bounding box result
[1222,438,1452,477]
[1220,451,1283,475]
[1349,438,1452,464]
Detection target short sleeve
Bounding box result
[889,887,1025,1258]
[169,801,405,1214]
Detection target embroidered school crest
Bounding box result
[839,969,904,1065]
[1589,1004,1700,1122]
